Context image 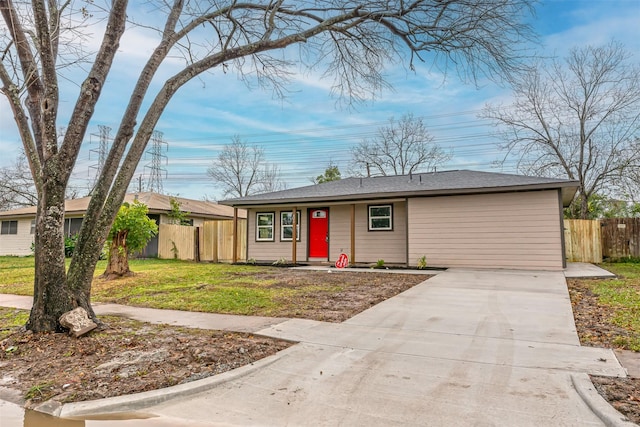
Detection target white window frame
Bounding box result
[368,205,393,231]
[256,212,275,241]
[280,211,301,241]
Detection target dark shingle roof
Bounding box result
[220,170,579,207]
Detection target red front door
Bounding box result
[309,208,329,258]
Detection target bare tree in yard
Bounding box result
[0,153,81,210]
[350,113,451,176]
[0,154,38,209]
[483,42,640,219]
[208,137,283,198]
[0,0,536,332]
[258,163,286,194]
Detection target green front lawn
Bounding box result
[0,257,426,320]
[0,257,279,315]
[591,262,640,350]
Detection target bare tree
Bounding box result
[258,163,286,194]
[208,137,283,198]
[483,41,640,219]
[0,154,38,209]
[350,113,451,176]
[0,153,81,210]
[0,0,536,332]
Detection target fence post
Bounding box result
[232,208,238,264]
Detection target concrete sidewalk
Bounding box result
[133,268,627,426]
[0,264,634,426]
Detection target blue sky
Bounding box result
[0,0,639,201]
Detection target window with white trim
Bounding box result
[280,211,301,241]
[30,220,36,235]
[1,220,18,235]
[256,212,274,241]
[368,205,393,231]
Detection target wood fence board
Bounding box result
[564,219,602,263]
[601,218,640,259]
[158,224,195,260]
[158,220,246,262]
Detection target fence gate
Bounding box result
[564,219,602,263]
[601,218,640,260]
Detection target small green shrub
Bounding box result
[64,234,78,258]
[417,255,427,269]
[272,257,288,266]
[372,259,385,269]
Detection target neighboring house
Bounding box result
[0,192,245,257]
[220,170,579,270]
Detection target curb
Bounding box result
[33,345,297,419]
[571,373,637,427]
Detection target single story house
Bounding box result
[0,192,245,257]
[220,170,579,270]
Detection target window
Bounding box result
[256,212,274,241]
[30,220,36,235]
[1,220,18,235]
[368,205,393,231]
[280,211,301,241]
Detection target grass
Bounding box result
[0,307,29,340]
[591,262,640,351]
[0,257,336,316]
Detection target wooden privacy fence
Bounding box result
[601,218,640,260]
[564,219,602,263]
[158,219,247,262]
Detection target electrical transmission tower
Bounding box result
[145,130,168,194]
[89,125,111,188]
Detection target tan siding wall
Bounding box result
[0,218,34,256]
[327,202,408,264]
[407,191,563,270]
[328,205,351,261]
[352,202,407,264]
[247,203,407,264]
[247,208,308,262]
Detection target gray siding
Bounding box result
[407,190,563,270]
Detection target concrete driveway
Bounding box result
[134,268,625,426]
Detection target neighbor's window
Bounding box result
[280,211,301,241]
[1,220,18,235]
[30,220,36,235]
[256,212,274,241]
[368,205,393,231]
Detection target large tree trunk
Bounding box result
[27,183,74,332]
[102,231,132,279]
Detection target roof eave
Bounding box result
[220,181,580,208]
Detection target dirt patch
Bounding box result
[568,278,640,424]
[266,271,428,322]
[0,314,290,408]
[0,270,429,408]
